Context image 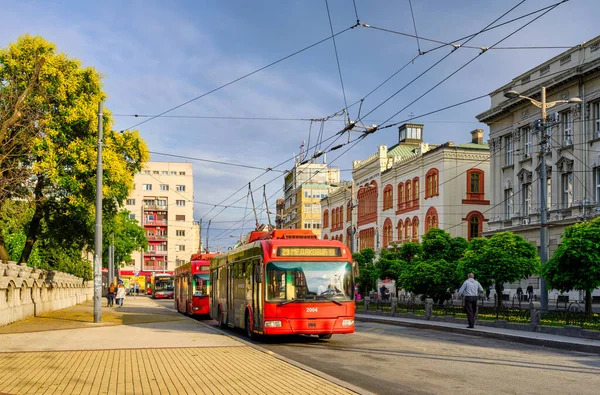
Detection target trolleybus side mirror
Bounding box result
[254,265,262,283]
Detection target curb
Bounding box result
[154,301,373,395]
[356,315,600,355]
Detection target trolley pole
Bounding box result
[94,102,103,323]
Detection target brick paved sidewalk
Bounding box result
[0,297,363,394]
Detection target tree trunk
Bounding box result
[585,289,593,319]
[495,284,503,309]
[19,175,44,264]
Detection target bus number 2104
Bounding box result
[306,307,318,313]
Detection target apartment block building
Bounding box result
[476,35,600,254]
[123,162,198,273]
[320,124,490,251]
[281,162,340,238]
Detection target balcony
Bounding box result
[144,250,167,256]
[147,235,168,241]
[143,204,168,211]
[143,219,168,226]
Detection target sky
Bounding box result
[1,0,598,250]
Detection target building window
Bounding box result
[160,184,169,191]
[143,170,150,175]
[383,218,393,247]
[142,184,152,191]
[176,230,185,236]
[405,180,412,208]
[595,167,600,203]
[129,213,136,219]
[562,172,573,208]
[176,185,186,192]
[176,215,185,222]
[425,169,439,198]
[323,210,329,228]
[126,199,135,205]
[176,245,185,252]
[153,171,159,175]
[592,102,600,138]
[470,172,480,193]
[504,189,513,220]
[412,217,419,241]
[522,183,532,217]
[466,211,484,240]
[505,134,513,166]
[522,127,532,158]
[396,220,403,242]
[179,171,186,175]
[171,171,177,175]
[560,111,573,145]
[425,207,438,232]
[383,185,393,210]
[398,183,405,209]
[176,200,186,206]
[413,177,419,204]
[404,218,411,241]
[540,64,550,75]
[157,199,167,207]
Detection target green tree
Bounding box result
[458,232,539,308]
[352,248,378,297]
[103,210,148,268]
[542,217,600,318]
[0,35,149,270]
[399,229,462,302]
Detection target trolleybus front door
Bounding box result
[252,258,263,332]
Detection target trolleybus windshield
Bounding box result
[266,261,353,303]
[193,274,209,296]
[155,278,174,292]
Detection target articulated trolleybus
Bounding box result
[210,229,356,340]
[152,273,174,299]
[174,253,218,316]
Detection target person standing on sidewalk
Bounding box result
[107,282,115,307]
[116,282,126,307]
[457,273,483,328]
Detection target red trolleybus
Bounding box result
[174,253,218,316]
[210,229,356,340]
[152,273,174,299]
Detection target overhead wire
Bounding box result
[121,23,360,132]
[407,0,422,55]
[325,0,351,121]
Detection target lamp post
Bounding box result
[504,87,581,313]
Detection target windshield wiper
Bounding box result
[329,299,342,306]
[278,298,302,306]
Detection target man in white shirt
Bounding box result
[457,273,484,328]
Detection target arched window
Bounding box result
[323,210,329,228]
[465,211,484,240]
[396,220,403,242]
[404,218,412,241]
[383,218,393,247]
[413,177,420,205]
[398,183,405,210]
[405,180,412,208]
[383,184,393,210]
[425,168,440,198]
[357,181,378,226]
[412,216,419,241]
[463,169,489,204]
[323,234,329,240]
[347,201,352,222]
[425,207,439,233]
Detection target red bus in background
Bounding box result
[152,273,174,299]
[210,229,356,340]
[174,253,218,316]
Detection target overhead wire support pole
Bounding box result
[248,183,259,229]
[263,185,272,229]
[94,102,103,324]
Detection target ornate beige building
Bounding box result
[320,124,490,252]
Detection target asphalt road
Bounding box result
[156,300,600,395]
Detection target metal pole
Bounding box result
[107,241,112,286]
[94,102,103,323]
[350,180,355,254]
[539,87,549,313]
[206,220,211,252]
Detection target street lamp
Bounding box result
[504,87,581,313]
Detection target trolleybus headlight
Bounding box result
[264,320,282,328]
[342,319,354,327]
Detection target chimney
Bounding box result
[471,129,483,144]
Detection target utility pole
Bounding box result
[205,219,211,252]
[94,102,103,323]
[350,180,356,254]
[538,87,549,314]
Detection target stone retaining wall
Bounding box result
[0,261,93,327]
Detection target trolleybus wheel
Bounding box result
[245,313,254,339]
[318,334,332,340]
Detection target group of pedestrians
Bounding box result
[106,281,126,307]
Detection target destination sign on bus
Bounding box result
[277,247,341,257]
